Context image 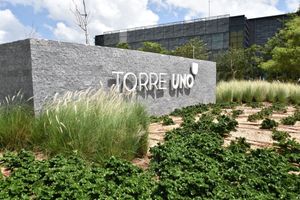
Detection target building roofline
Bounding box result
[99,13,290,36]
[102,14,230,35]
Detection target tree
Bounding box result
[138,42,169,54]
[72,0,90,45]
[216,48,246,80]
[216,46,263,81]
[116,42,130,49]
[244,45,264,79]
[260,14,300,81]
[172,38,209,60]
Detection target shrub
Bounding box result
[272,130,290,142]
[281,116,297,125]
[217,80,300,104]
[150,115,175,125]
[32,88,149,163]
[260,118,278,129]
[247,107,273,122]
[231,109,243,118]
[294,110,300,121]
[276,85,288,103]
[0,94,34,150]
[162,116,175,126]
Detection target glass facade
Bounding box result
[95,14,287,57]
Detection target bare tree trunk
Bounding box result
[82,0,89,45]
[72,0,90,45]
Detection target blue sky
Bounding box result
[0,0,299,44]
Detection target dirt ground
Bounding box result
[132,104,300,169]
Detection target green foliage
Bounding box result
[228,137,250,153]
[272,130,290,142]
[247,103,287,122]
[1,103,300,199]
[281,116,297,125]
[150,103,300,199]
[33,89,149,163]
[216,46,263,81]
[0,89,149,164]
[116,42,130,49]
[216,48,246,80]
[261,14,300,81]
[245,102,264,108]
[171,104,210,118]
[0,94,34,150]
[138,41,169,54]
[0,151,156,199]
[260,118,278,129]
[150,115,175,125]
[272,130,300,163]
[171,38,209,60]
[217,80,300,104]
[248,107,273,122]
[231,109,244,118]
[294,109,300,121]
[162,116,175,126]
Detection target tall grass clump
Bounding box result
[217,80,300,104]
[33,88,149,163]
[0,94,34,150]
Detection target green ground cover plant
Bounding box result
[149,103,300,199]
[231,109,244,118]
[260,118,279,129]
[247,103,287,122]
[0,88,149,163]
[150,115,175,126]
[281,116,297,125]
[0,150,156,199]
[217,80,300,104]
[272,130,300,163]
[161,116,175,126]
[0,103,300,199]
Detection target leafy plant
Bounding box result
[1,103,300,199]
[0,151,156,199]
[260,118,278,129]
[247,107,273,122]
[261,14,300,81]
[281,116,297,125]
[162,116,175,126]
[231,109,243,118]
[272,130,290,142]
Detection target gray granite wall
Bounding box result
[0,39,216,115]
[0,40,33,103]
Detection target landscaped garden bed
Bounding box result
[1,99,300,199]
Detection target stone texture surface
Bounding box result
[0,39,216,115]
[0,40,33,103]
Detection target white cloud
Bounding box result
[286,0,299,12]
[53,22,84,42]
[153,0,297,20]
[3,0,159,44]
[0,9,34,43]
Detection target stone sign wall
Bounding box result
[0,39,216,115]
